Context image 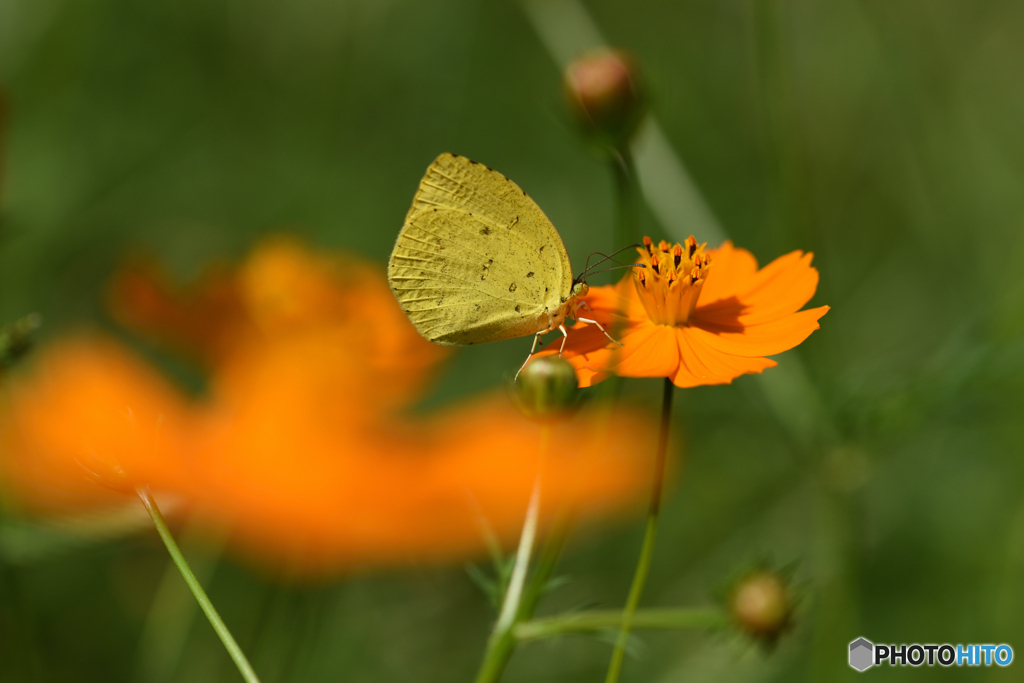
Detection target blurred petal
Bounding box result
[179,397,658,573]
[0,338,189,511]
[108,258,245,366]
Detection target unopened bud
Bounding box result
[729,570,794,645]
[515,356,579,417]
[564,49,645,150]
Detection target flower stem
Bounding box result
[604,377,675,683]
[474,427,555,683]
[514,606,727,641]
[136,487,261,683]
[611,147,638,250]
[496,472,542,634]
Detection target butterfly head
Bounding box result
[559,281,590,325]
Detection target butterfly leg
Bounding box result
[557,324,569,356]
[514,330,548,381]
[577,317,624,346]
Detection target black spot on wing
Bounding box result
[526,272,534,278]
[509,283,517,293]
[480,226,490,235]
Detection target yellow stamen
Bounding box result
[632,236,711,326]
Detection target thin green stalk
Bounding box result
[474,427,554,683]
[515,606,727,641]
[136,487,262,683]
[495,476,542,634]
[611,147,638,250]
[604,377,675,683]
[136,519,226,683]
[519,508,571,620]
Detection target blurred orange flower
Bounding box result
[0,238,658,573]
[534,236,829,388]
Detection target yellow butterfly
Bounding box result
[388,153,621,378]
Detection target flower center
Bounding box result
[633,236,711,326]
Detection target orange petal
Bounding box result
[696,241,759,306]
[108,258,245,366]
[178,396,659,573]
[696,251,820,326]
[734,252,819,321]
[690,306,830,357]
[0,338,190,512]
[681,327,777,375]
[532,319,677,386]
[674,327,738,386]
[613,324,681,378]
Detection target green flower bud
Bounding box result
[514,356,580,417]
[564,49,646,150]
[729,569,794,646]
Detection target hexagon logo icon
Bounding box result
[849,637,874,671]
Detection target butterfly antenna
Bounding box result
[577,243,642,284]
[580,251,611,280]
[583,263,646,278]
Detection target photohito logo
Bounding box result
[848,637,1013,671]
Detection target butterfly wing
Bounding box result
[389,153,573,345]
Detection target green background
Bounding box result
[2,0,1024,680]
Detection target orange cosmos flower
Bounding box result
[0,238,659,573]
[535,236,829,388]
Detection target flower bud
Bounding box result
[564,49,646,150]
[514,356,580,417]
[729,569,794,645]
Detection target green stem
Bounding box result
[473,428,558,683]
[604,377,675,683]
[495,476,542,634]
[611,147,638,250]
[515,606,727,642]
[136,487,261,683]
